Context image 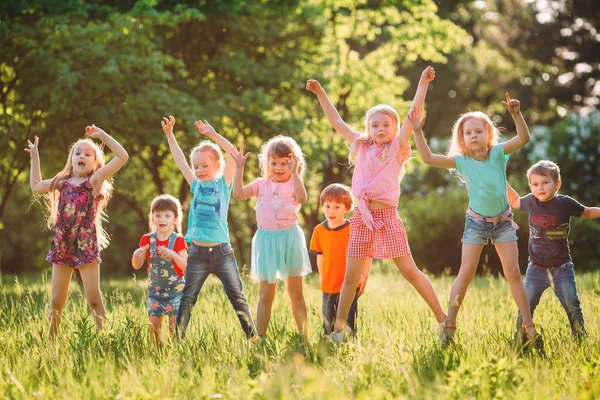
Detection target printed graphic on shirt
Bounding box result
[193,184,221,231]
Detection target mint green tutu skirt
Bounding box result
[251,224,312,283]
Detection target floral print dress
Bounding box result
[46,179,103,268]
[147,233,185,316]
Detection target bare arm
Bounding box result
[306,79,359,144]
[289,154,307,204]
[229,145,254,200]
[582,207,600,219]
[194,120,236,186]
[25,136,52,193]
[408,108,456,169]
[162,116,195,187]
[132,244,149,270]
[397,66,436,148]
[506,182,521,210]
[501,93,531,154]
[87,126,129,192]
[316,254,324,286]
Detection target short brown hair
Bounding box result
[527,160,561,183]
[320,183,353,211]
[149,194,183,234]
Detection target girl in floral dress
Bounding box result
[26,126,129,338]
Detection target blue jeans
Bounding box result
[516,262,586,337]
[176,243,257,338]
[322,292,358,335]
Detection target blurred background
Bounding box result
[1,0,598,277]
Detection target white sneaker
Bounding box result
[329,330,345,345]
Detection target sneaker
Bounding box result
[329,330,345,345]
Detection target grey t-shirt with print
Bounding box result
[520,193,584,267]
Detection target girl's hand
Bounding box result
[85,124,107,139]
[229,144,250,168]
[25,136,39,156]
[305,79,323,94]
[420,66,436,84]
[134,244,149,258]
[194,119,216,137]
[157,246,175,261]
[288,153,298,174]
[161,115,176,135]
[407,107,426,131]
[501,92,521,114]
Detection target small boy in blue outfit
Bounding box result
[507,160,600,339]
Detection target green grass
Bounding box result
[1,268,599,399]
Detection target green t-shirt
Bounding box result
[455,143,509,217]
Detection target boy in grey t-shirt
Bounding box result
[508,160,600,339]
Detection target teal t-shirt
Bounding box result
[185,175,231,244]
[455,143,509,217]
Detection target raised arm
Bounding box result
[306,79,358,144]
[86,125,129,192]
[194,119,235,186]
[398,66,436,147]
[408,108,456,169]
[162,116,195,187]
[501,93,530,154]
[582,207,600,219]
[506,182,521,210]
[25,136,52,193]
[289,154,307,204]
[229,144,254,200]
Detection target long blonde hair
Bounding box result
[148,194,183,234]
[350,104,408,180]
[447,111,501,161]
[258,136,306,180]
[45,139,113,250]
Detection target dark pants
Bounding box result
[177,243,257,338]
[322,292,358,335]
[516,262,586,338]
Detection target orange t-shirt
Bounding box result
[309,220,350,294]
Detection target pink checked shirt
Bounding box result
[351,136,410,230]
[249,178,300,230]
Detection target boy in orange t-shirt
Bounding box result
[310,184,371,335]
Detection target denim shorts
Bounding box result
[461,210,518,245]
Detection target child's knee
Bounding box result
[49,296,67,311]
[504,267,522,282]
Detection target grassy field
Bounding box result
[1,266,599,399]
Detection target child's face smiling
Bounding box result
[71,142,96,177]
[152,210,176,234]
[369,113,396,145]
[462,118,488,152]
[191,151,218,182]
[322,200,348,228]
[269,156,292,183]
[529,173,561,202]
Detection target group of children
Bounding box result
[27,66,598,348]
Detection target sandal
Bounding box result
[438,321,456,347]
[520,323,544,351]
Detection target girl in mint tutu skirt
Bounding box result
[230,136,311,338]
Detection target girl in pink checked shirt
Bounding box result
[306,67,447,344]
